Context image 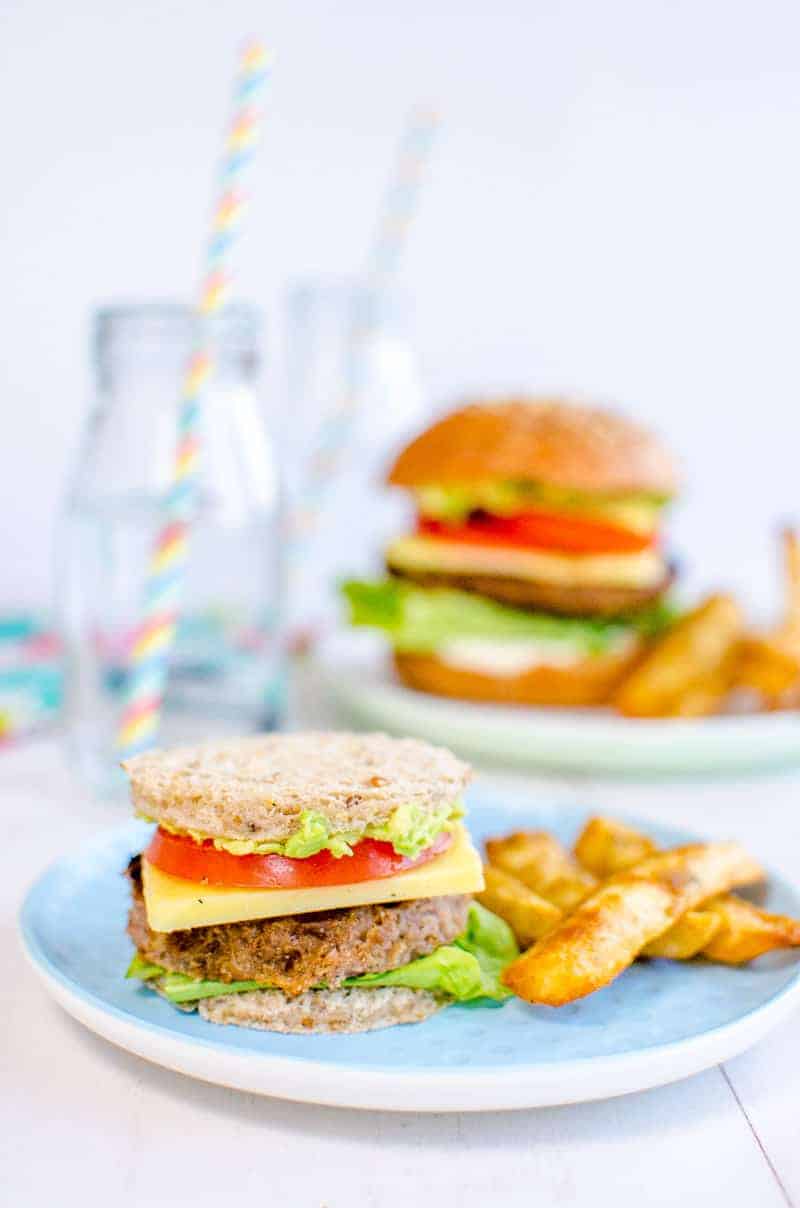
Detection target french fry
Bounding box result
[574,815,796,964]
[734,530,800,707]
[575,817,727,956]
[701,894,800,964]
[614,595,743,718]
[642,910,722,959]
[494,822,725,960]
[575,817,656,878]
[666,646,741,717]
[779,526,800,647]
[488,827,722,960]
[503,842,763,1005]
[734,635,800,700]
[476,865,562,948]
[485,831,596,913]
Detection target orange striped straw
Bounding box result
[116,40,272,758]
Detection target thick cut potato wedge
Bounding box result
[489,825,721,961]
[575,817,656,878]
[493,822,726,961]
[735,635,800,699]
[485,831,596,913]
[642,910,722,959]
[575,818,726,957]
[476,865,562,948]
[780,527,800,646]
[614,594,743,718]
[733,530,800,706]
[574,815,799,964]
[503,843,763,1005]
[700,894,800,964]
[666,646,742,718]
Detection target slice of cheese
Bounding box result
[142,823,484,933]
[386,535,665,588]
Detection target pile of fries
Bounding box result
[478,817,800,1006]
[612,528,800,718]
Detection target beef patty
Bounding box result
[126,856,469,998]
[388,564,674,618]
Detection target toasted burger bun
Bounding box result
[388,398,677,496]
[198,985,443,1033]
[123,731,471,845]
[394,647,642,708]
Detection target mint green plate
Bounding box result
[319,635,800,776]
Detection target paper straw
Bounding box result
[288,106,439,554]
[366,106,439,285]
[116,41,272,758]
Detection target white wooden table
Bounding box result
[4,661,799,1208]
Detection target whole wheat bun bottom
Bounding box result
[393,646,642,707]
[195,985,443,1033]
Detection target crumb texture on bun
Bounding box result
[388,399,678,495]
[198,985,443,1033]
[123,731,471,843]
[394,647,640,707]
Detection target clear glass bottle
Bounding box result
[58,304,285,794]
[284,279,426,636]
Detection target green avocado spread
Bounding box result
[139,800,463,861]
[414,480,669,530]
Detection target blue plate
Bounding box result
[19,797,800,1111]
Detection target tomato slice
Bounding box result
[144,826,453,889]
[418,511,654,555]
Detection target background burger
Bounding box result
[124,732,517,1033]
[344,398,679,707]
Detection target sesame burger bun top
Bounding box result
[387,398,678,497]
[123,731,472,844]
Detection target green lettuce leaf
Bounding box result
[348,902,519,1001]
[126,953,164,982]
[126,954,266,1003]
[126,904,519,1006]
[343,578,675,654]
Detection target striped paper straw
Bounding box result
[116,41,272,759]
[366,106,439,285]
[288,106,439,555]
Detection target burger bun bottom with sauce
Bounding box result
[393,644,642,708]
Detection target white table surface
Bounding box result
[4,658,800,1208]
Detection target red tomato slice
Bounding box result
[144,826,453,889]
[418,511,654,555]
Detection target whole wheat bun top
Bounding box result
[388,398,678,495]
[123,731,472,843]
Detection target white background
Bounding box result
[3,0,800,612]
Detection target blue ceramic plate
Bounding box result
[19,799,800,1111]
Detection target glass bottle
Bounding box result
[57,304,285,794]
[284,278,426,636]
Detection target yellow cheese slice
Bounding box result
[142,823,484,933]
[386,535,665,588]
